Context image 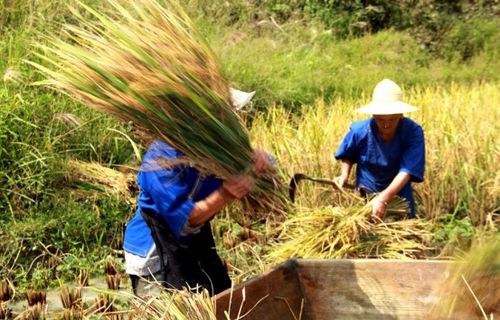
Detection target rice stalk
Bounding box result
[0,280,13,302]
[128,288,224,320]
[76,270,89,287]
[15,302,46,320]
[26,289,47,307]
[266,192,433,262]
[80,285,244,319]
[28,0,287,211]
[0,302,12,319]
[104,255,118,276]
[91,294,115,315]
[63,160,135,199]
[60,285,82,311]
[105,274,121,291]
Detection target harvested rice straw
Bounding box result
[266,192,433,261]
[129,288,221,320]
[29,0,286,212]
[64,160,135,198]
[428,236,499,319]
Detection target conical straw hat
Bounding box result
[355,79,418,115]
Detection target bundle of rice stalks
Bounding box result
[104,255,118,276]
[266,192,433,262]
[59,308,83,320]
[63,160,136,200]
[428,236,499,319]
[92,294,114,314]
[76,270,89,287]
[30,0,286,209]
[15,303,46,320]
[60,286,83,311]
[130,288,220,320]
[0,302,11,319]
[26,289,47,307]
[0,280,13,302]
[105,274,121,291]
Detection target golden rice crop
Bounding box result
[249,82,500,223]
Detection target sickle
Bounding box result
[289,173,355,203]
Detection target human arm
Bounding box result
[140,144,270,237]
[371,172,411,219]
[334,159,353,188]
[188,148,272,227]
[334,123,361,188]
[188,175,253,226]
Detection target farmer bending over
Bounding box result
[334,79,425,220]
[123,89,273,297]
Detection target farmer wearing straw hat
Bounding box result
[123,89,272,297]
[334,79,425,220]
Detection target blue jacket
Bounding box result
[335,118,425,217]
[123,140,222,257]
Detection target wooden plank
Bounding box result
[214,259,305,320]
[296,259,462,320]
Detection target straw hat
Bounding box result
[230,87,256,110]
[355,79,418,115]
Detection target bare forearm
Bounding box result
[378,172,411,202]
[188,151,265,227]
[339,159,353,178]
[188,188,233,226]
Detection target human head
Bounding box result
[373,113,403,136]
[355,79,417,136]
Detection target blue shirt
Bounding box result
[335,118,425,217]
[123,140,222,257]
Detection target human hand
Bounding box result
[370,197,387,222]
[222,175,254,200]
[333,175,348,188]
[252,149,273,175]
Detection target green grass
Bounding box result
[1,193,130,291]
[208,22,499,111]
[192,0,500,111]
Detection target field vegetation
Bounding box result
[0,0,498,317]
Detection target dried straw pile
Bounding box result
[130,289,218,320]
[63,160,135,199]
[267,192,434,261]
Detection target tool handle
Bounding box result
[289,173,355,202]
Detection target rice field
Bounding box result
[1,0,499,318]
[4,71,497,319]
[213,81,500,283]
[249,82,500,223]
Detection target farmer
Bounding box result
[123,89,273,297]
[334,79,425,220]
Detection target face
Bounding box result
[373,114,403,135]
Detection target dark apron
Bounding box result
[137,208,231,296]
